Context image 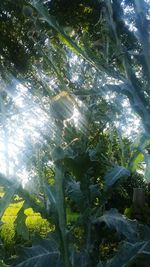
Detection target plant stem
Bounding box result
[55,162,71,267]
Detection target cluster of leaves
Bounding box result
[2,161,150,267]
[0,131,149,267]
[0,0,150,267]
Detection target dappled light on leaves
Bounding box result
[0,1,150,267]
[0,76,86,186]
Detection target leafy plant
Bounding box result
[0,0,150,267]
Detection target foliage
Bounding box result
[0,200,54,256]
[0,0,150,267]
[12,237,61,267]
[98,241,150,267]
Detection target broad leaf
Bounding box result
[12,238,61,267]
[89,184,101,201]
[104,166,130,188]
[94,209,138,242]
[30,0,90,62]
[130,151,144,172]
[15,206,29,240]
[64,153,91,180]
[138,224,150,241]
[126,251,150,267]
[144,154,150,180]
[0,261,8,267]
[98,241,150,267]
[17,189,47,219]
[70,250,89,267]
[66,180,83,206]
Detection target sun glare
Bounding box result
[0,65,143,187]
[0,81,51,185]
[0,78,142,186]
[0,78,85,186]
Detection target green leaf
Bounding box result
[66,207,79,224]
[124,207,134,219]
[23,6,33,17]
[51,146,64,162]
[30,0,99,72]
[98,241,150,267]
[97,263,105,267]
[66,180,83,206]
[15,206,29,240]
[94,209,138,242]
[130,152,144,172]
[64,153,91,180]
[104,166,130,188]
[17,189,46,219]
[126,251,150,267]
[0,261,8,267]
[144,154,150,180]
[12,238,61,267]
[70,249,89,267]
[0,183,19,218]
[138,224,150,241]
[89,184,101,201]
[31,1,83,53]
